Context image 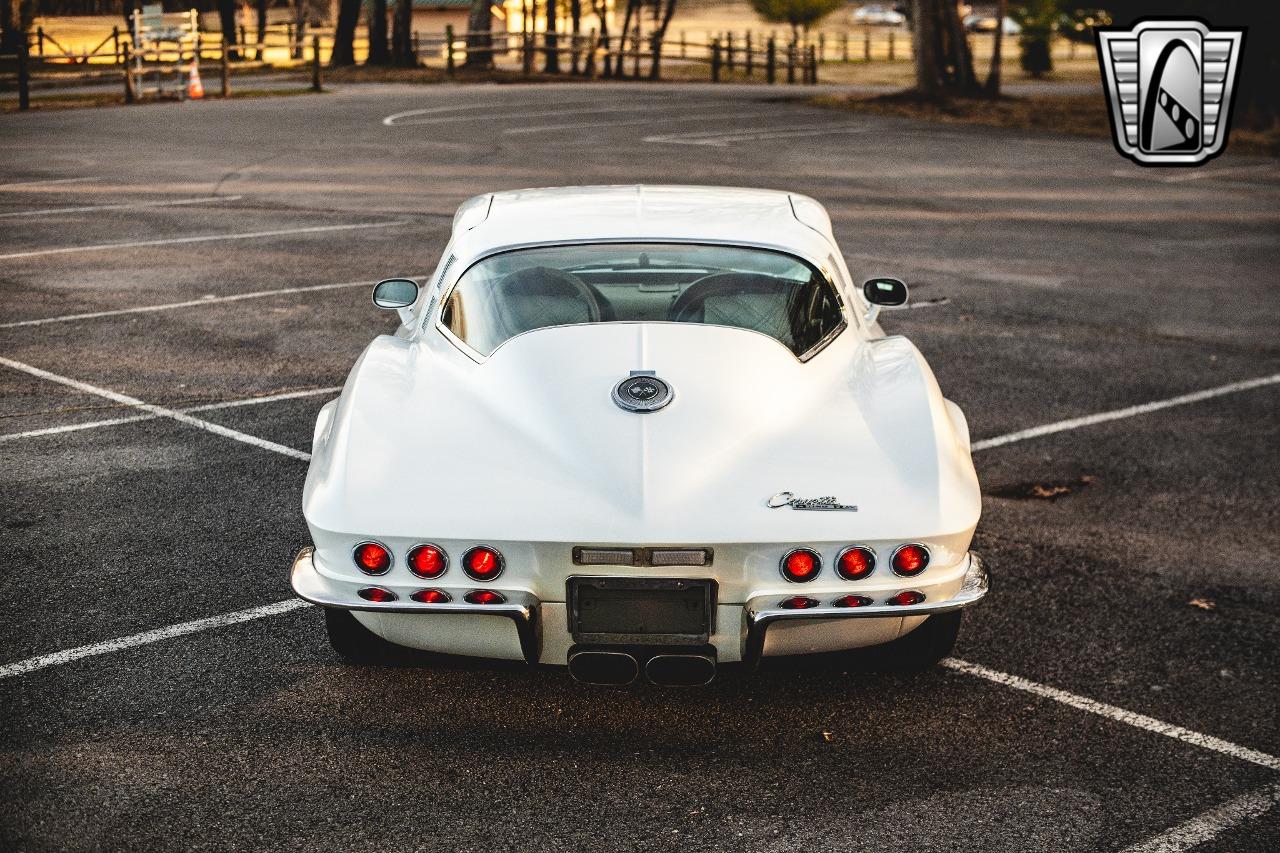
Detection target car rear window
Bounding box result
[439,243,844,358]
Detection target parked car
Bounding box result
[964,14,1022,35]
[291,185,988,686]
[852,4,907,26]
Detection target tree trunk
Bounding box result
[940,0,976,91]
[391,0,414,65]
[255,0,267,60]
[910,0,940,96]
[463,0,493,68]
[331,0,360,65]
[0,0,19,53]
[985,0,1006,94]
[366,0,389,64]
[544,0,559,72]
[613,0,636,77]
[648,0,677,80]
[592,0,611,76]
[217,0,240,61]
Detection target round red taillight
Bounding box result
[407,544,447,579]
[832,594,872,608]
[780,548,821,582]
[462,546,504,581]
[887,590,925,607]
[891,544,930,577]
[411,588,451,604]
[353,541,392,575]
[836,546,876,581]
[357,586,397,603]
[465,589,506,605]
[779,595,819,610]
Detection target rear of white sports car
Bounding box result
[290,186,989,685]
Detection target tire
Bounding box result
[324,608,399,664]
[872,611,963,673]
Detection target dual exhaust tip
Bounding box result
[568,650,716,686]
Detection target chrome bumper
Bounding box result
[742,552,989,666]
[290,547,542,664]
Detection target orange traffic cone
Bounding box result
[187,60,204,100]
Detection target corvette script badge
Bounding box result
[767,492,857,512]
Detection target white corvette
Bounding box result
[291,185,988,685]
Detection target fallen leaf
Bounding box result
[1029,484,1071,499]
[821,731,834,742]
[1188,597,1216,611]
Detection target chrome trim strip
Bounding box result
[292,547,540,664]
[744,552,989,667]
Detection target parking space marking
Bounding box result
[0,599,309,680]
[0,220,407,261]
[644,124,869,146]
[0,276,408,329]
[0,385,342,444]
[504,111,759,136]
[971,373,1280,452]
[0,195,241,219]
[0,357,311,461]
[0,176,100,189]
[943,659,1280,771]
[1119,781,1280,853]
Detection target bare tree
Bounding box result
[464,0,494,69]
[216,0,241,61]
[591,0,612,76]
[544,0,560,72]
[331,0,361,65]
[367,0,390,64]
[910,0,979,96]
[391,0,415,66]
[648,0,678,79]
[612,0,637,78]
[985,0,1007,94]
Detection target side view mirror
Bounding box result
[372,278,419,326]
[861,277,908,324]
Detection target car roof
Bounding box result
[447,185,839,269]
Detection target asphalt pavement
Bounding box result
[1,82,1278,852]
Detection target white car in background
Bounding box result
[291,186,988,686]
[852,5,907,26]
[964,14,1022,35]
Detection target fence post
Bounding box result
[311,35,321,91]
[817,32,824,64]
[808,45,817,84]
[17,39,29,110]
[765,36,775,84]
[36,26,44,57]
[786,40,795,84]
[445,24,455,74]
[726,32,734,71]
[522,30,532,74]
[745,31,753,77]
[122,42,136,104]
[842,32,849,62]
[112,26,121,63]
[710,38,721,82]
[680,31,686,58]
[632,31,640,77]
[888,30,895,61]
[239,24,247,57]
[585,28,596,77]
[221,35,231,96]
[864,28,871,62]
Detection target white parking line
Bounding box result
[644,124,869,146]
[0,599,309,679]
[0,195,241,219]
[0,357,312,461]
[971,374,1280,452]
[1118,782,1280,853]
[504,111,756,135]
[0,176,100,189]
[0,277,401,329]
[0,385,342,444]
[942,658,1280,771]
[0,220,407,261]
